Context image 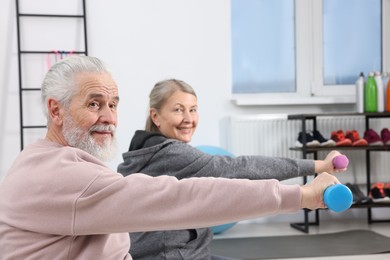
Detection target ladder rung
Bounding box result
[22,125,47,129]
[21,88,41,91]
[20,51,86,54]
[19,13,84,18]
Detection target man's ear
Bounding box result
[150,108,160,127]
[47,98,63,125]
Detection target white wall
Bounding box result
[1,0,362,223]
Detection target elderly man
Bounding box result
[0,56,340,259]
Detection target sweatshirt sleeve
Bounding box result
[73,171,301,235]
[0,145,301,237]
[149,141,314,181]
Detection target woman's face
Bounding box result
[151,90,198,143]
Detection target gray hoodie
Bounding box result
[118,130,314,259]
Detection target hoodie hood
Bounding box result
[118,130,176,176]
[128,130,167,151]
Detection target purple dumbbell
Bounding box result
[332,155,349,169]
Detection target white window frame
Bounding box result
[232,0,390,106]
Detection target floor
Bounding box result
[213,219,390,260]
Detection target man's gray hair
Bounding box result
[41,56,111,123]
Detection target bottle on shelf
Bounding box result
[355,72,365,113]
[383,72,389,91]
[386,73,390,112]
[364,72,378,112]
[374,71,385,112]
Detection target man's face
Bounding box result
[62,72,119,161]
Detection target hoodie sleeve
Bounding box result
[145,141,314,181]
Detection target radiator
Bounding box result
[222,114,390,185]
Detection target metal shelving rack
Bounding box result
[288,112,390,233]
[15,0,88,149]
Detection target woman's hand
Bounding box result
[314,150,347,174]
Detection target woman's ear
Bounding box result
[47,98,63,125]
[150,108,160,127]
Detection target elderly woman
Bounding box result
[117,79,345,260]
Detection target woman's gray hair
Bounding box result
[145,79,197,132]
[41,56,111,124]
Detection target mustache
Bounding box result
[89,124,116,134]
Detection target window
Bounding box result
[322,0,381,85]
[231,0,390,105]
[231,0,295,93]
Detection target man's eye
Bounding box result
[88,102,100,111]
[109,103,118,110]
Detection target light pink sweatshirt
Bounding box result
[0,139,301,259]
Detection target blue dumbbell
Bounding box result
[323,184,353,212]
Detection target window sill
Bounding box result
[231,93,355,106]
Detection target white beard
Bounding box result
[62,114,117,161]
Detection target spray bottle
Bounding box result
[355,72,365,113]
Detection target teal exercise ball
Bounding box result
[195,145,237,235]
[196,145,234,157]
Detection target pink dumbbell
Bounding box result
[332,155,349,169]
